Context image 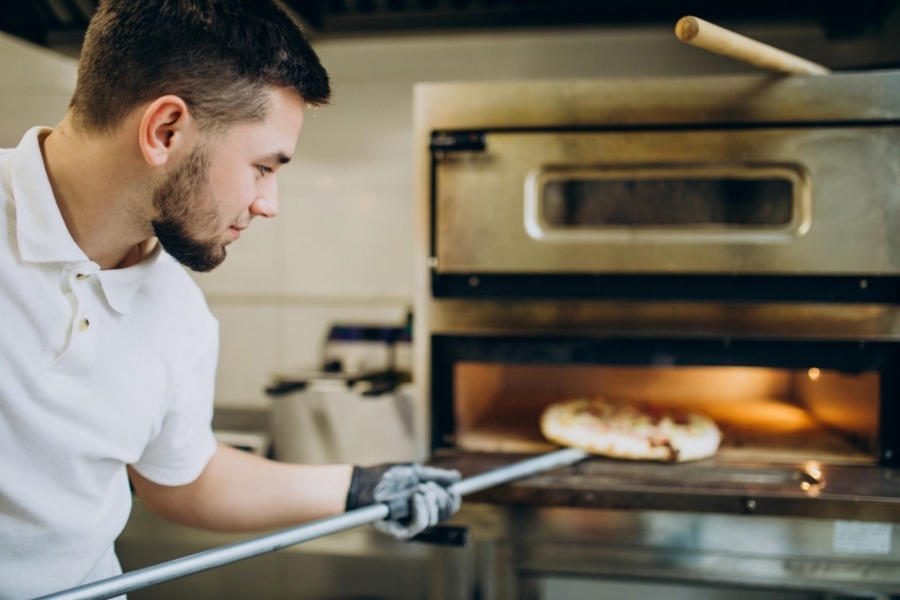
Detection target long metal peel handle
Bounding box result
[35,448,588,600]
[34,504,390,600]
[451,447,588,496]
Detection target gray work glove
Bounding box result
[345,463,462,540]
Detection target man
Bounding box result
[0,1,460,597]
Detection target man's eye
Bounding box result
[256,165,273,176]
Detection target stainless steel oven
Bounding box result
[413,72,900,599]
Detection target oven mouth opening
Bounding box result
[453,364,881,466]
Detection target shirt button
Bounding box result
[78,318,90,332]
[76,273,89,280]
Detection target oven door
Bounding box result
[432,127,900,278]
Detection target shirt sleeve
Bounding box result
[130,322,219,486]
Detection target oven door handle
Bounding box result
[37,448,589,600]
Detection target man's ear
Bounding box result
[138,95,197,167]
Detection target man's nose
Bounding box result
[250,189,279,218]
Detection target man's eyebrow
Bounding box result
[261,152,292,165]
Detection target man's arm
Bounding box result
[128,443,354,532]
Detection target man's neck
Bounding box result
[40,116,156,270]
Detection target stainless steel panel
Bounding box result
[413,72,900,132]
[449,504,900,596]
[434,128,900,275]
[428,300,900,341]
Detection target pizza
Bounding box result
[539,397,722,462]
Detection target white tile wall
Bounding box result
[0,33,77,90]
[280,304,410,370]
[209,305,281,409]
[0,32,76,147]
[209,302,409,409]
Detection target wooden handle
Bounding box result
[675,16,830,75]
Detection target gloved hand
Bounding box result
[345,463,462,540]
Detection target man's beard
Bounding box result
[151,145,227,273]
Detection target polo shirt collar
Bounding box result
[11,126,163,314]
[95,243,163,314]
[12,127,87,264]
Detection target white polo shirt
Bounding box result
[0,127,219,599]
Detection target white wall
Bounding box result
[195,22,893,409]
[0,32,76,147]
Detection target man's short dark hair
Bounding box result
[70,0,331,134]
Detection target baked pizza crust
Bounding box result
[540,397,722,462]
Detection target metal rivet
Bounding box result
[860,279,868,290]
[469,276,480,287]
[427,257,438,269]
[743,498,757,512]
[78,318,90,332]
[885,449,894,460]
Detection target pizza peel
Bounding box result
[36,447,589,600]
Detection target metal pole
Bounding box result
[36,448,588,600]
[451,448,588,497]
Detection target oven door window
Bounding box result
[525,164,810,243]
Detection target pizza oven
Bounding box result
[412,72,900,598]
